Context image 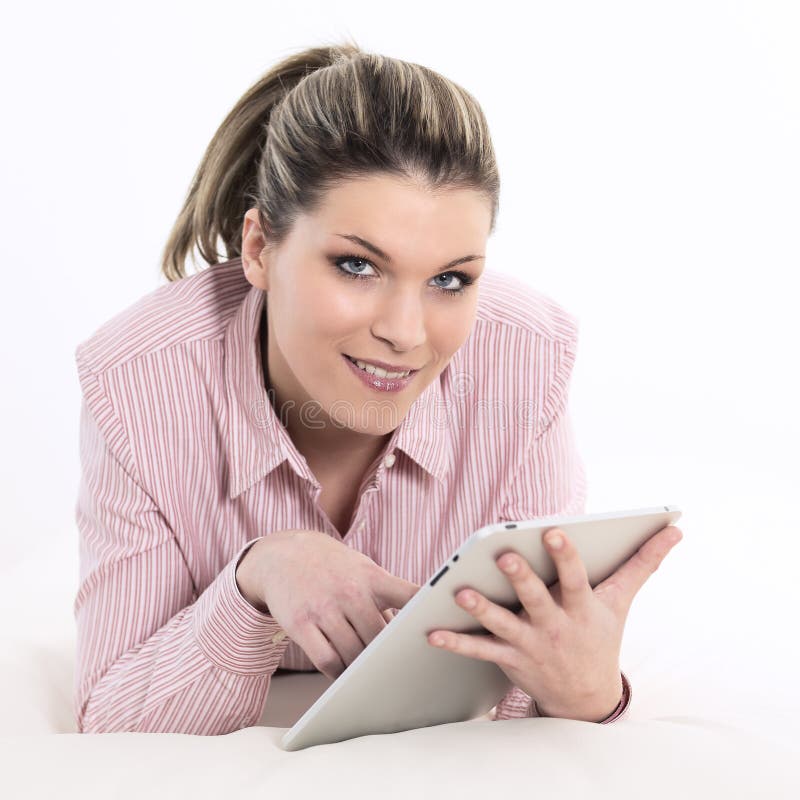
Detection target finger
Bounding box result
[496,547,560,627]
[450,587,526,647]
[348,604,390,648]
[374,573,421,610]
[317,612,370,674]
[427,625,514,666]
[597,525,683,615]
[540,528,593,614]
[294,622,347,681]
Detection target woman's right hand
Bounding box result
[235,529,421,680]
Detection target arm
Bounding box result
[74,367,290,734]
[492,344,632,724]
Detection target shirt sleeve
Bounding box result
[491,338,631,724]
[73,361,291,734]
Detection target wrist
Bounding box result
[534,672,624,723]
[235,540,271,614]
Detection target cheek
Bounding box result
[268,290,326,365]
[428,305,477,355]
[315,282,374,339]
[284,274,363,335]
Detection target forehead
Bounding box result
[302,174,492,247]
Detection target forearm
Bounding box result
[77,541,290,734]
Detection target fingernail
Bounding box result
[669,529,682,544]
[501,557,518,573]
[546,532,563,549]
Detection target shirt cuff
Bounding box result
[596,670,632,723]
[529,670,632,723]
[193,538,291,674]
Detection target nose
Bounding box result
[370,287,427,353]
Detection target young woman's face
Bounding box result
[242,173,492,438]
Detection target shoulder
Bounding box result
[473,268,580,347]
[74,258,252,483]
[450,269,581,438]
[74,258,250,379]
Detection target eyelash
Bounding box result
[330,254,475,296]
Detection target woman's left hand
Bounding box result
[427,524,683,722]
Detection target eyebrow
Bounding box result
[334,233,485,271]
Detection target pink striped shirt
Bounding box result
[73,256,631,734]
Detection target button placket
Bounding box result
[353,477,381,536]
[342,446,394,538]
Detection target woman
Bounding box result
[73,42,681,735]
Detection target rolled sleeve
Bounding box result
[193,538,291,675]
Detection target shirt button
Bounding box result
[383,453,396,468]
[271,630,287,644]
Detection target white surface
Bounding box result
[0,529,798,798]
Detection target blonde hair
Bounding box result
[160,38,500,281]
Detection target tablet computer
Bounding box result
[279,504,682,750]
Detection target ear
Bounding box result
[241,207,271,291]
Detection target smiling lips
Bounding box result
[342,354,419,393]
[344,354,419,378]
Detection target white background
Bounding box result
[1,0,798,725]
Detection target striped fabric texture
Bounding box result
[73,256,630,734]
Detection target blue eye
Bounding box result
[335,256,375,278]
[330,254,475,296]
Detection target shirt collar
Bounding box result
[223,281,450,500]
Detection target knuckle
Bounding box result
[316,654,341,676]
[649,557,661,573]
[500,649,521,672]
[560,573,586,593]
[339,579,363,603]
[599,579,622,599]
[525,584,551,606]
[291,609,313,630]
[306,603,330,626]
[634,550,659,575]
[543,624,563,647]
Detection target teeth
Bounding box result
[349,356,410,379]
